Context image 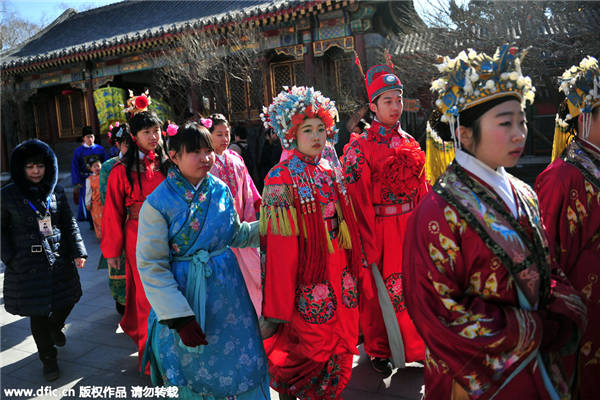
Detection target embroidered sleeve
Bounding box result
[342,138,366,184]
[137,201,194,321]
[402,196,542,397]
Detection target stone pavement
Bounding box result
[1,187,423,400]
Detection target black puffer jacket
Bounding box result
[1,139,86,316]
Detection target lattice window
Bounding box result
[272,63,293,95]
[294,63,307,87]
[270,61,306,97]
[228,76,247,113]
[55,91,87,138]
[249,67,265,110]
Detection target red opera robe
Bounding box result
[101,162,165,371]
[342,119,427,361]
[260,149,361,399]
[403,161,587,399]
[535,138,600,399]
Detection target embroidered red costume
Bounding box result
[536,139,600,398]
[404,162,587,399]
[101,161,164,370]
[342,119,427,361]
[261,149,361,399]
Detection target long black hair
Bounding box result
[121,111,170,193]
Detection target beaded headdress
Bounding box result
[122,89,152,117]
[425,45,535,183]
[260,86,339,150]
[431,44,535,149]
[552,56,600,160]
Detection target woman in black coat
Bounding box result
[1,139,87,381]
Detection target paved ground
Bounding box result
[1,187,423,400]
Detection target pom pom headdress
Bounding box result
[122,89,152,117]
[426,44,535,183]
[260,86,339,150]
[552,56,600,160]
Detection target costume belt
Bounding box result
[373,201,415,217]
[126,202,143,221]
[172,247,228,353]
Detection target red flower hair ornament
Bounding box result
[260,86,339,150]
[122,89,152,116]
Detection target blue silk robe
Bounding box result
[136,167,270,400]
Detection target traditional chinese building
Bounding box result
[0,0,422,171]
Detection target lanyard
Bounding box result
[27,197,51,219]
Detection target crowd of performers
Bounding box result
[3,45,598,400]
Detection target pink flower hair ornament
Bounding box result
[166,123,179,136]
[200,118,213,129]
[107,121,121,138]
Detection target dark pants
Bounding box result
[30,305,73,359]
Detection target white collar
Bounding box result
[216,152,225,162]
[118,151,124,159]
[455,150,518,218]
[192,177,205,190]
[138,150,145,160]
[82,143,93,148]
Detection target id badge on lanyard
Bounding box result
[27,198,53,237]
[38,216,53,236]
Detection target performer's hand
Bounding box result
[177,319,208,347]
[74,258,86,269]
[107,257,120,271]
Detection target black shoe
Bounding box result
[370,357,393,376]
[41,354,59,382]
[50,328,66,347]
[115,302,125,315]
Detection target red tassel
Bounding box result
[385,49,394,71]
[353,50,366,79]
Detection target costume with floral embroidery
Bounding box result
[99,156,126,304]
[210,149,262,316]
[136,168,269,399]
[342,118,427,361]
[403,160,587,399]
[260,149,361,399]
[101,160,165,371]
[536,138,600,399]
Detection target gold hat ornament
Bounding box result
[425,45,535,183]
[551,56,600,161]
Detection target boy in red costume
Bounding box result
[342,61,427,375]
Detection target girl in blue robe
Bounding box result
[136,123,270,400]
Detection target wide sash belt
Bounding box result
[373,201,415,217]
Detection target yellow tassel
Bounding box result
[277,207,291,236]
[551,123,573,162]
[334,202,352,249]
[324,221,334,254]
[269,206,279,235]
[425,129,455,184]
[290,206,299,235]
[300,215,307,239]
[259,205,268,235]
[337,219,352,249]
